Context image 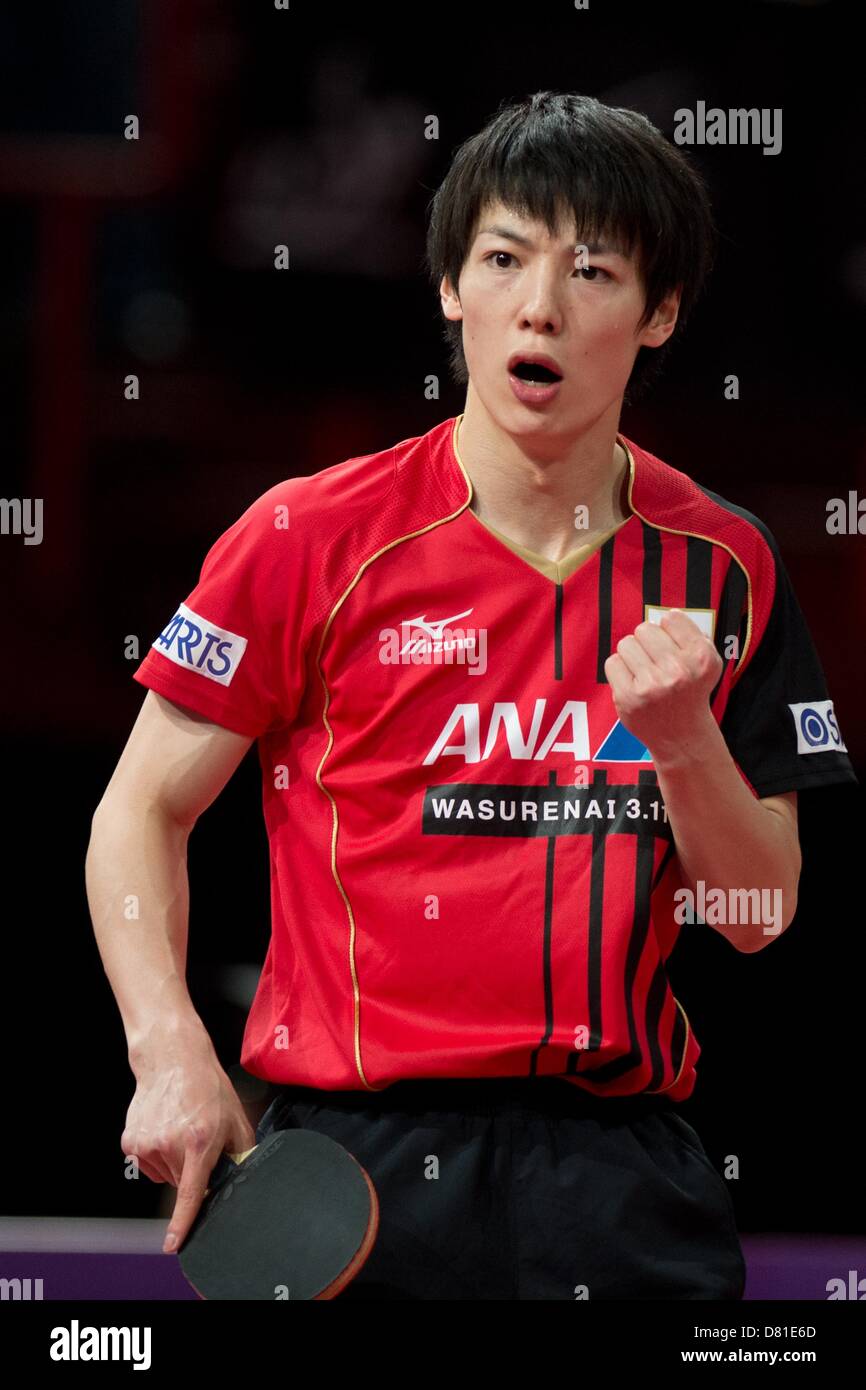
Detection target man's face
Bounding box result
[440,199,680,442]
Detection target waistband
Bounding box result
[264,1075,678,1120]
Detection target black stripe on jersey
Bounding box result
[642,519,664,605]
[528,770,560,1077]
[596,518,746,715]
[595,530,616,684]
[709,559,748,711]
[558,766,609,1076]
[636,771,689,1093]
[585,766,609,1059]
[652,836,678,888]
[535,518,731,1087]
[597,521,664,685]
[685,532,713,607]
[686,529,724,710]
[562,768,681,1088]
[684,531,743,711]
[692,480,773,688]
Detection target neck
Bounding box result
[455,384,630,564]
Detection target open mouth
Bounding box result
[509,360,563,385]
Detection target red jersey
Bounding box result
[132,414,856,1099]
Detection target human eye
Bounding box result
[482,250,517,270]
[574,265,612,282]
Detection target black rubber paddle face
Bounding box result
[177,1127,379,1300]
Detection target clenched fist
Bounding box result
[604,608,723,763]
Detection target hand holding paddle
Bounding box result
[121,1029,256,1254]
[177,1127,380,1299]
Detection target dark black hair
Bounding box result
[425,90,717,403]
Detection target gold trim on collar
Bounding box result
[454,415,635,584]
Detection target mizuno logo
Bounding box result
[398,609,474,653]
[379,607,487,674]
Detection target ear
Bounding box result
[638,286,682,349]
[440,274,463,324]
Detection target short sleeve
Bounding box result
[720,527,858,798]
[132,486,307,738]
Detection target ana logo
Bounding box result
[154,601,247,686]
[789,700,847,755]
[424,699,589,765]
[593,721,652,763]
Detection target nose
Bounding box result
[518,263,564,335]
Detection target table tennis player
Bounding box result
[86,91,857,1299]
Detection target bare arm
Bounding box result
[86,689,257,1251]
[654,719,801,951]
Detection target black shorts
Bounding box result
[254,1076,747,1301]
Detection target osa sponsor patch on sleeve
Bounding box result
[788,699,847,755]
[153,601,248,686]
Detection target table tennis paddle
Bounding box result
[177,1127,379,1300]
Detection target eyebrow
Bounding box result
[478,225,626,257]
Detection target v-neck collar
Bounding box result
[447,412,637,584]
[471,509,631,583]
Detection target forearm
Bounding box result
[652,716,801,950]
[85,800,213,1070]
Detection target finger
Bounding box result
[603,652,630,694]
[137,1156,174,1185]
[614,632,656,678]
[163,1150,213,1255]
[123,1145,174,1187]
[657,612,721,679]
[629,622,702,681]
[632,619,682,657]
[658,608,708,649]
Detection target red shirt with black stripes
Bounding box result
[132,414,856,1099]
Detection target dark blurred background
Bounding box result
[1,0,863,1237]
